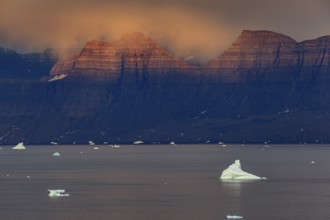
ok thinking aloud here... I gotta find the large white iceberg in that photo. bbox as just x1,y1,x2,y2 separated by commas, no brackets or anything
48,189,69,197
220,160,266,180
12,142,26,150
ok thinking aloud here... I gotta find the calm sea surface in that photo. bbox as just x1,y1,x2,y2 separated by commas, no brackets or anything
1,144,330,220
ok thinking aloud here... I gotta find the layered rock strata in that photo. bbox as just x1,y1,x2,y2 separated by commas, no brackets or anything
50,32,200,84
205,30,330,83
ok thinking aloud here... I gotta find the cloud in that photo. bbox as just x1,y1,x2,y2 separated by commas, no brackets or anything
0,0,329,64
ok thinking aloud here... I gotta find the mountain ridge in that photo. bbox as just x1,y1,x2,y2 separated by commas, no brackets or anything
0,30,330,144
48,30,330,85
50,32,200,84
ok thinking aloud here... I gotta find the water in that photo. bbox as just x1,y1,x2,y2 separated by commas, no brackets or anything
1,145,330,220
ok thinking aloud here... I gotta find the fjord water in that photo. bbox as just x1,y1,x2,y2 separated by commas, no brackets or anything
1,145,330,220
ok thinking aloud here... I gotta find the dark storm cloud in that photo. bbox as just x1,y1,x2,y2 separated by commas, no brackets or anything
0,0,329,63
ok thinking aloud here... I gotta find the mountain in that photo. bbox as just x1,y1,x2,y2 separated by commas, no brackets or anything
205,30,330,83
0,30,330,145
0,47,80,80
203,30,330,116
50,32,200,84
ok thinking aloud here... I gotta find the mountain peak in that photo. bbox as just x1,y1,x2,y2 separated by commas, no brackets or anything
50,31,199,80
238,30,296,43
84,39,109,48
117,32,155,47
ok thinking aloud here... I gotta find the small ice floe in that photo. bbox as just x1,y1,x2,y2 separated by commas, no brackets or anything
52,152,61,157
220,160,266,180
133,140,144,145
88,141,95,145
48,189,69,197
169,141,176,145
50,142,58,145
227,215,243,219
279,109,290,114
200,110,207,114
12,142,26,150
310,161,315,164
93,146,99,150
218,141,227,147
48,74,68,82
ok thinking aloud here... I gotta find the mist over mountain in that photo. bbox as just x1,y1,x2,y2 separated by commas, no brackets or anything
0,30,329,145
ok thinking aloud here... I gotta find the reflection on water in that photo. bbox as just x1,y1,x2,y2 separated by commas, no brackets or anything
0,145,330,220
221,180,243,196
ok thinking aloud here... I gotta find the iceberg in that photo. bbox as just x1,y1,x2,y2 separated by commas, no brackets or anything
88,141,95,145
48,189,69,197
93,146,99,150
111,145,120,148
170,141,175,145
227,215,243,219
52,152,61,156
12,142,26,150
220,160,265,180
50,141,58,145
133,140,144,145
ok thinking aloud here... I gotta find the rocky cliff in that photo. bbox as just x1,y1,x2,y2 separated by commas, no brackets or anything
50,32,200,84
1,30,330,145
205,30,330,83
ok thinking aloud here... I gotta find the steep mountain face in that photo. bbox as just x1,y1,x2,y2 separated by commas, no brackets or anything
1,30,330,144
50,32,200,84
205,30,330,83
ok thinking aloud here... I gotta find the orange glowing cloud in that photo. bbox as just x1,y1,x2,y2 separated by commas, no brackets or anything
1,0,330,64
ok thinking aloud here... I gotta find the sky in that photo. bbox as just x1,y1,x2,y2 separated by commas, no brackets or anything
1,0,330,63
